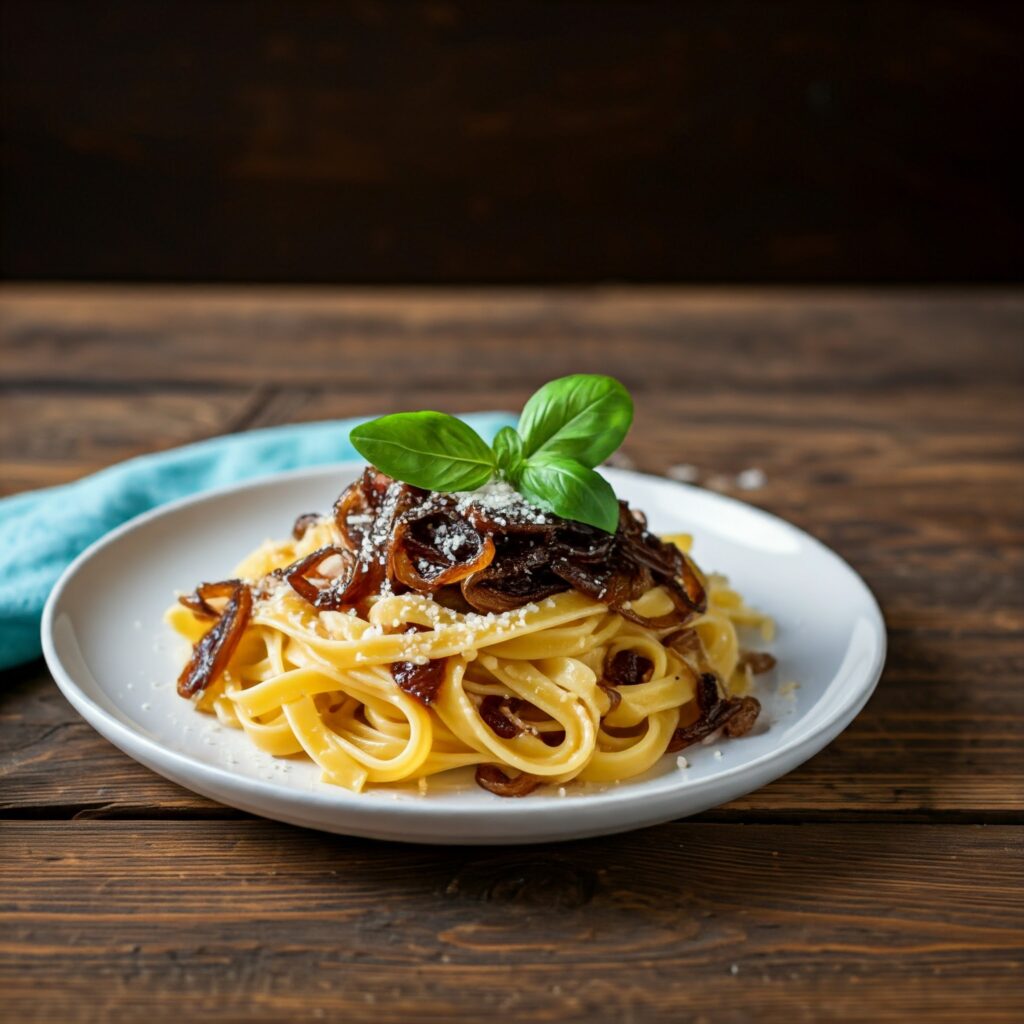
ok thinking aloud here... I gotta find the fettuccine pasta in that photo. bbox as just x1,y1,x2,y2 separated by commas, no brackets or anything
168,470,773,796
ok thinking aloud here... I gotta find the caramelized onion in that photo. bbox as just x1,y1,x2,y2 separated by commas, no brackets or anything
461,565,567,613
431,585,476,614
177,582,252,697
723,696,761,737
478,695,564,739
291,512,320,541
178,579,244,620
666,672,761,752
674,554,706,611
479,695,523,739
333,467,392,550
391,657,448,705
474,764,543,797
286,471,709,633
739,651,777,675
280,544,379,610
390,511,496,591
604,650,654,686
662,627,700,655
552,557,650,614
614,502,706,619
461,528,568,611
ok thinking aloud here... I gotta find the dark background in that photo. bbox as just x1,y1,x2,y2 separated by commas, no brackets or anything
1,0,1021,284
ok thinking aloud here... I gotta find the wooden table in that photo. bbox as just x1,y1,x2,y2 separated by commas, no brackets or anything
2,287,1022,1022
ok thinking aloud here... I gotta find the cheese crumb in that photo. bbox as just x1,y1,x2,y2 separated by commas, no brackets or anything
667,463,700,484
450,479,550,525
736,467,766,490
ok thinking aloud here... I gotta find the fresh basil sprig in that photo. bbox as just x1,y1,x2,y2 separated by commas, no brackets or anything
518,454,620,533
349,411,496,492
518,373,633,467
491,425,525,479
348,374,632,533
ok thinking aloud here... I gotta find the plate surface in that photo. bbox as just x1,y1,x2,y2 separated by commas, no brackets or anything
42,464,885,844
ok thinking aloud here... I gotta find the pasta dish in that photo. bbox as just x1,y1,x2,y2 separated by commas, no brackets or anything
167,469,773,797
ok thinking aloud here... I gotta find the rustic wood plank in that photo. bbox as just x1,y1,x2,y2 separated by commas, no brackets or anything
0,387,262,496
1,821,1021,1023
2,286,1022,388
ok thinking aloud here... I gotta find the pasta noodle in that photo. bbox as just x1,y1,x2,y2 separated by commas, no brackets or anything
167,472,773,795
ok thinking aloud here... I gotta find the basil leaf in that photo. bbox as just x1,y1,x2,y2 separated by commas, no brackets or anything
519,455,620,533
518,374,633,468
492,426,525,481
350,412,495,492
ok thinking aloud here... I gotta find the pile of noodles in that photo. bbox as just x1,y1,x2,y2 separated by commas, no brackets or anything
176,469,762,793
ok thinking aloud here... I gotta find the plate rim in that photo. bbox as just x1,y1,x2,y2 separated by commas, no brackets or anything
41,461,887,835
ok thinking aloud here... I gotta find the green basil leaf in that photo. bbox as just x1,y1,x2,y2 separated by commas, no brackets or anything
350,412,495,491
517,374,633,468
518,455,620,533
492,426,525,481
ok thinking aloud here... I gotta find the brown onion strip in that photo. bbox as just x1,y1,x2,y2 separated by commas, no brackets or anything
461,569,567,613
604,650,654,686
281,545,355,606
389,518,496,591
333,467,392,550
177,581,252,697
291,512,320,541
178,579,244,620
478,695,523,738
391,657,448,706
474,764,543,798
666,672,761,752
739,651,777,675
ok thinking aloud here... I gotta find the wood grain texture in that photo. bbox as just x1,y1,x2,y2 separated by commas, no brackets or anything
1,821,1022,1023
1,286,1022,1020
3,287,1022,389
2,2,1022,283
0,387,262,496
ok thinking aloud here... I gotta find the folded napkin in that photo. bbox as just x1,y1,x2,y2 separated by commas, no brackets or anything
0,413,515,670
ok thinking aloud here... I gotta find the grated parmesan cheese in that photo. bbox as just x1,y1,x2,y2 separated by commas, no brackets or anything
450,479,550,525
736,467,766,490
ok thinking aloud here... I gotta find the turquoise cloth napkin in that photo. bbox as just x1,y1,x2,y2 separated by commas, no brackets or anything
0,413,515,670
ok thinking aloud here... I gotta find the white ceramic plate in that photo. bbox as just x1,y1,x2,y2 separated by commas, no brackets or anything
42,464,885,845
